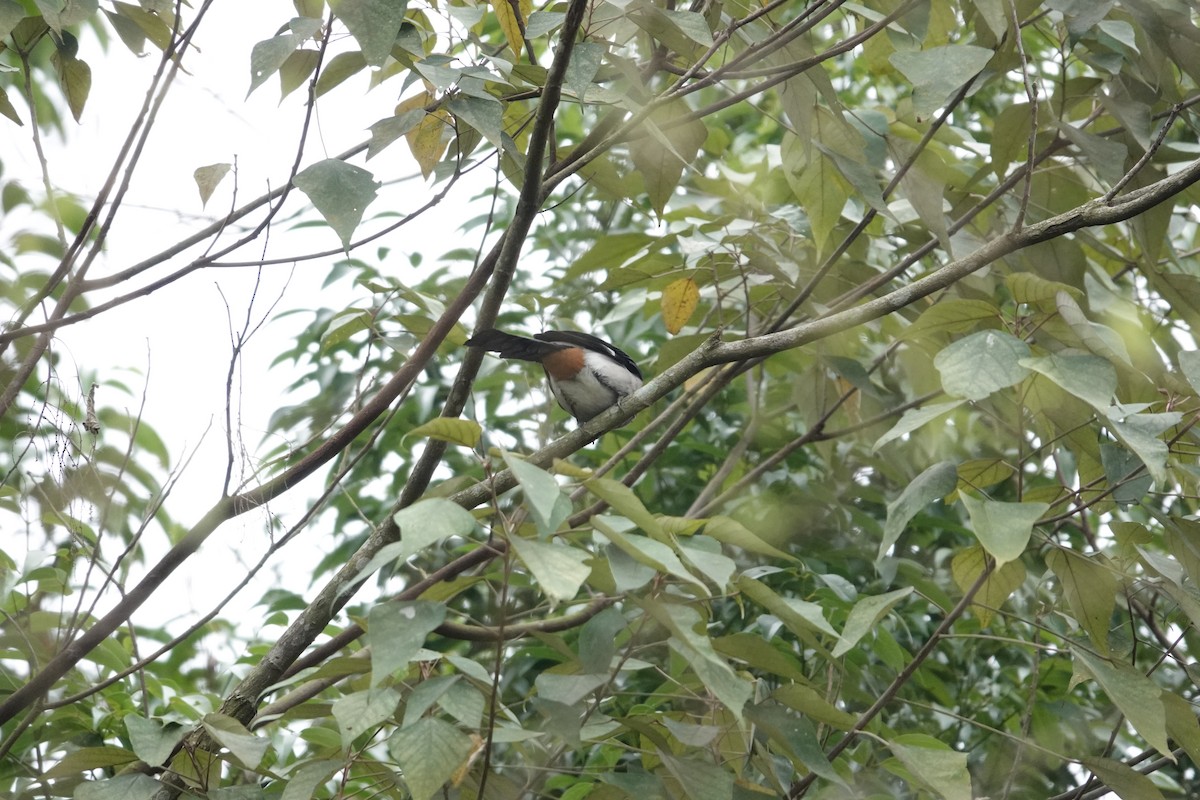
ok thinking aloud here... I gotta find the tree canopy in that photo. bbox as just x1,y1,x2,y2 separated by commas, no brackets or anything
4,0,1200,798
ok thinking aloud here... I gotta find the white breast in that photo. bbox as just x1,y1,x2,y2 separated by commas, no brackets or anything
548,350,643,422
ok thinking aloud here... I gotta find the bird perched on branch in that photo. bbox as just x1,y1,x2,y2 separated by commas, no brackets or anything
465,328,643,423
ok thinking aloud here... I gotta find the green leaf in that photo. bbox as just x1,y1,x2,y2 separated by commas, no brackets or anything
1074,649,1173,761
126,715,184,766
580,607,627,674
447,96,503,149
784,136,850,256
822,144,890,217
566,232,657,279
746,703,849,788
879,461,957,560
959,494,1046,566
595,520,705,594
890,45,994,117
505,452,569,536
42,746,137,779
628,4,710,55
313,50,367,97
1179,350,1200,395
630,100,707,215
536,672,607,706
1058,123,1129,186
1163,690,1200,770
392,498,478,560
1056,291,1131,366
402,675,459,726
586,478,666,540
1106,409,1179,484
293,159,380,249
1078,757,1164,800
0,86,22,126
898,299,1000,341
702,516,796,561
1006,272,1083,308
525,10,564,38
408,417,481,448
52,52,91,122
331,0,409,66
1045,548,1117,655
278,48,320,99
202,713,269,768
642,599,752,719
281,760,342,800
333,687,400,745
660,754,733,800
0,0,25,41
115,1,172,50
602,540,655,591
735,574,837,640
933,330,1031,401
831,587,913,658
972,0,1006,38
105,3,169,53
34,0,97,33
249,31,304,96
1157,515,1200,589
366,109,425,159
319,309,372,353
368,600,446,684
193,163,231,208
1021,353,1116,411
388,718,475,800
508,537,591,603
440,682,485,728
677,538,735,590
564,40,604,100
772,683,858,730
75,774,160,800
445,653,493,684
874,400,966,451
658,8,713,45
1100,442,1153,505
597,771,664,796
595,520,707,592
887,734,973,800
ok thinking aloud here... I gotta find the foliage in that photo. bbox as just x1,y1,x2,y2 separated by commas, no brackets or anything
3,0,1200,799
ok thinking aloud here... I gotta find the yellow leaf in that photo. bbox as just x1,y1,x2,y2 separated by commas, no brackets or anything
1045,547,1118,655
661,277,699,334
397,92,451,179
955,458,1014,492
491,0,527,56
394,93,428,118
451,733,485,786
194,163,232,208
950,545,1026,627
407,418,482,448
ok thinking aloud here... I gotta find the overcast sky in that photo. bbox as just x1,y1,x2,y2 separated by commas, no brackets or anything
10,3,492,634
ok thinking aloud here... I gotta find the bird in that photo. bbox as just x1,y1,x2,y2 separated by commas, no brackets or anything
465,328,643,423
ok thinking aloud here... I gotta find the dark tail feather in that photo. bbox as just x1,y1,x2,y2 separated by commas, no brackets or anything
465,329,560,362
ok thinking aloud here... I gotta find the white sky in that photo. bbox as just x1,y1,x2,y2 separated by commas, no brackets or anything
8,2,494,635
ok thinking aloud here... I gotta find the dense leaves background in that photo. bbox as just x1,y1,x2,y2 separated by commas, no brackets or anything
4,0,1200,798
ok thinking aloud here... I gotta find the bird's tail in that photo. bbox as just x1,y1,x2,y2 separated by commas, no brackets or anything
464,329,560,362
